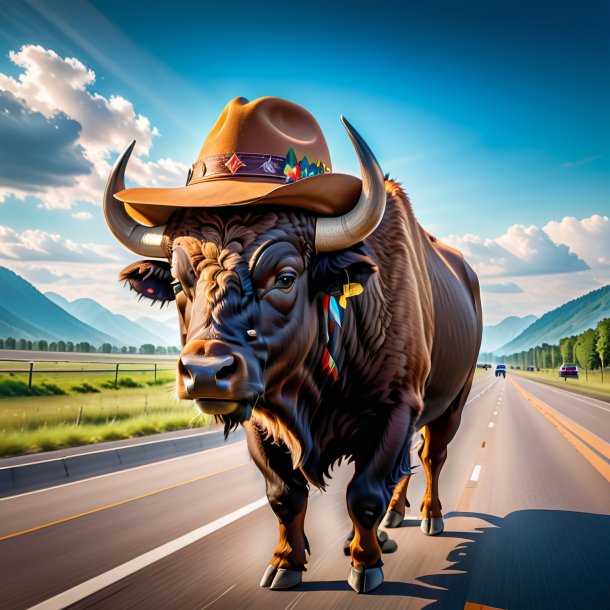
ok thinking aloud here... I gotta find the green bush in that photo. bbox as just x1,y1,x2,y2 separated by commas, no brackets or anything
71,382,101,394
100,377,144,389
0,379,67,397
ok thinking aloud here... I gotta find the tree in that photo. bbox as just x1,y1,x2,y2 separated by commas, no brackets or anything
66,341,74,352
139,343,155,355
121,346,127,354
19,338,27,350
560,336,577,364
38,340,48,351
596,318,610,383
101,343,112,354
155,345,167,355
49,342,58,352
58,340,66,352
574,329,597,380
128,346,137,354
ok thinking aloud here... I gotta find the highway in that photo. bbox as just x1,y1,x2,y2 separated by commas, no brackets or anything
1,374,609,610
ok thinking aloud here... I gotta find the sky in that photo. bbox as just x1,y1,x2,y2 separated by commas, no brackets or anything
0,0,608,325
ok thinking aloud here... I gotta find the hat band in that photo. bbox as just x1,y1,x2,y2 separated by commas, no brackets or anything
187,149,330,186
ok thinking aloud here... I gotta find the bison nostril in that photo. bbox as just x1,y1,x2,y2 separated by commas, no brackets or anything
215,357,238,381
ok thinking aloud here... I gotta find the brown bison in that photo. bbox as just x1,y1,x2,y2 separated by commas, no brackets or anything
104,97,482,593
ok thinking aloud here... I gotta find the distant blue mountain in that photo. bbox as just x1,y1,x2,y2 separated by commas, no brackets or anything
0,266,119,344
46,292,177,347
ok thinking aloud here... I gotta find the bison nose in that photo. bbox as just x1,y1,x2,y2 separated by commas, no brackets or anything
178,341,251,400
180,354,238,396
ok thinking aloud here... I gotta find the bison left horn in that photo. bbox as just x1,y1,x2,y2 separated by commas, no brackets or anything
103,141,166,258
315,117,386,251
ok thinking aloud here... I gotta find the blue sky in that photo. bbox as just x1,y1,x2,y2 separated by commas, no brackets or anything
0,0,608,323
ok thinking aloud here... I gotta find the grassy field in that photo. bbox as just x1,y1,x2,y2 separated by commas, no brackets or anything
0,362,213,457
510,368,610,402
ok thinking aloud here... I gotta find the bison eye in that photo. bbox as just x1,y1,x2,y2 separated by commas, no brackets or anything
273,271,297,292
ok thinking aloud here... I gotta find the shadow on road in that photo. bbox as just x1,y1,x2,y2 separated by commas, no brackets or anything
409,510,610,609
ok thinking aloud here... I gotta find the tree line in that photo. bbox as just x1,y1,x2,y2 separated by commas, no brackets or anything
0,338,180,355
496,317,610,381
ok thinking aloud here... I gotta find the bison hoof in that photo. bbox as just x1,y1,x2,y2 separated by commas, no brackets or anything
260,565,303,589
382,510,404,528
270,568,302,590
421,517,444,536
260,564,277,587
348,562,384,594
377,529,398,553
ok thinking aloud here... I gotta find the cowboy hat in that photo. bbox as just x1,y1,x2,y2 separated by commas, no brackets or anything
104,96,387,256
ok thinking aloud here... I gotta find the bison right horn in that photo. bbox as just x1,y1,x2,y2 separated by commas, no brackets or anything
314,117,386,252
103,141,166,258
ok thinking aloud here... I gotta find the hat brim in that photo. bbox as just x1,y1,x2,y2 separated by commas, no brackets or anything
115,173,362,226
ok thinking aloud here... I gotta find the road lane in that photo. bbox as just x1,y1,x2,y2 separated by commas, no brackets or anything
511,374,610,443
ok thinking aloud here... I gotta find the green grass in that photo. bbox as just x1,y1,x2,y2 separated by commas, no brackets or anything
511,368,610,402
0,363,214,456
0,411,212,457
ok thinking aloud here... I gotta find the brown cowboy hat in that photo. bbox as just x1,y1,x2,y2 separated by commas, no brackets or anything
104,96,387,257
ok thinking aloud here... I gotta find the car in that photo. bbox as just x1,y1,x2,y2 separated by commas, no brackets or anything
559,363,579,380
495,364,507,378
477,363,492,370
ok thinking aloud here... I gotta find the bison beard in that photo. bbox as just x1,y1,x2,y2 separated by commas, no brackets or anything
119,182,482,593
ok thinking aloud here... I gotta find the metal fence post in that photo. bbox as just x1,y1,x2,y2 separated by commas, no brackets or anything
154,363,157,385
28,361,33,389
114,363,119,389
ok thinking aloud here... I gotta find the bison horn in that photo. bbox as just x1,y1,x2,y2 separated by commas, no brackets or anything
315,117,386,251
103,141,166,258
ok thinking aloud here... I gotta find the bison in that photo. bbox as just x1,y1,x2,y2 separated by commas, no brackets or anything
104,97,482,593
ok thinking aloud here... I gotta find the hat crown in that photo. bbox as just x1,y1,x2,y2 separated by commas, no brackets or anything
199,97,332,170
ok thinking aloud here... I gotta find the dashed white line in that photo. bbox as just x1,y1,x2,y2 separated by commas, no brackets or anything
470,465,482,481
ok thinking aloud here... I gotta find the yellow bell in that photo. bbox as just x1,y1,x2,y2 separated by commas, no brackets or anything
338,282,363,308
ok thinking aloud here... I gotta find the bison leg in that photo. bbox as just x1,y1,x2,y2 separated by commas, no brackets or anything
382,474,412,528
244,421,309,590
420,378,473,536
346,470,388,593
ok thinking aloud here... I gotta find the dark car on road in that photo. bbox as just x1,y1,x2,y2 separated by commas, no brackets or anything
559,363,579,380
495,364,507,378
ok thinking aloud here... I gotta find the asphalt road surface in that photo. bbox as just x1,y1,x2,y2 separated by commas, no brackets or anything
1,374,609,610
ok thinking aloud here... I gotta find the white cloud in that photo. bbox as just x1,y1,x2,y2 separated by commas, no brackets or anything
0,225,122,262
481,282,523,294
544,215,610,267
443,224,589,278
0,45,188,209
71,211,93,220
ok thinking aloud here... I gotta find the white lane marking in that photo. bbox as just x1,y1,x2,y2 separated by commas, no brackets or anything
465,380,497,406
470,465,482,481
519,376,610,412
1,440,247,502
200,584,237,609
28,497,268,610
494,411,498,415
488,422,495,428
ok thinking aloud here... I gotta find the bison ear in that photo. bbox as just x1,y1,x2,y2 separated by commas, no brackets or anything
309,243,378,296
119,260,175,306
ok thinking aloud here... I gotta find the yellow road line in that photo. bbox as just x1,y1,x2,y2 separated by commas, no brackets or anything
0,462,248,542
511,379,610,483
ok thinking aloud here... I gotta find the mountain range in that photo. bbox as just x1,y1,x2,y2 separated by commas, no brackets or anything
0,266,179,347
480,315,537,353
45,292,179,348
495,284,610,355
